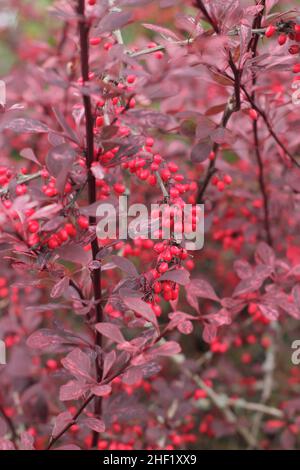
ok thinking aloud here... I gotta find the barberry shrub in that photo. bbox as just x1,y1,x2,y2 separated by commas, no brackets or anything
1,0,300,451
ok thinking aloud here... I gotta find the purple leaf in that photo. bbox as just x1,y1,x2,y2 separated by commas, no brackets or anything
90,384,112,397
52,412,72,437
255,242,275,267
152,341,181,357
19,432,35,450
51,277,70,299
142,23,181,40
233,277,264,297
95,322,125,344
234,259,253,279
159,268,190,286
122,296,158,327
110,255,139,277
20,148,41,165
103,350,117,379
81,417,105,433
61,348,93,381
4,118,50,133
96,11,132,34
257,303,279,321
59,380,89,401
26,329,65,351
187,278,219,301
191,140,213,163
203,324,217,343
46,144,75,193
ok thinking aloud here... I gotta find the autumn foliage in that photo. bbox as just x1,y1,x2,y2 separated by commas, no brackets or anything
1,0,300,451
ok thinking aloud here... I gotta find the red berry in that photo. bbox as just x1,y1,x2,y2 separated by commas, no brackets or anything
170,188,179,198
28,220,39,233
223,174,232,185
289,44,300,54
158,262,168,273
249,108,258,120
293,63,300,73
127,74,136,84
65,223,77,237
294,24,300,34
96,116,104,127
77,215,89,230
146,137,154,147
278,33,287,46
90,37,101,46
48,237,59,250
217,181,225,192
113,183,126,195
265,24,276,38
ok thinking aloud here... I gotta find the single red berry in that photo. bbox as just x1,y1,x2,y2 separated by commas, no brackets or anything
90,37,101,46
28,220,39,233
48,237,59,250
217,181,225,192
96,116,104,127
77,215,89,230
278,33,287,46
293,63,300,73
158,262,168,273
146,137,154,147
113,183,126,195
294,24,300,34
249,108,258,120
127,74,136,84
289,44,300,54
265,24,276,38
223,174,232,185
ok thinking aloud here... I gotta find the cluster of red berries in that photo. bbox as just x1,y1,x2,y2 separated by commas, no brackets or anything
211,173,232,192
24,213,89,250
265,21,300,75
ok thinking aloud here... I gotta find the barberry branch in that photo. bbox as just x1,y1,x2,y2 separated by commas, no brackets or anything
77,0,103,448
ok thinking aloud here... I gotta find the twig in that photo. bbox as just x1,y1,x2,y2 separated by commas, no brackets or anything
251,334,277,446
77,0,103,448
253,119,273,246
242,86,300,169
0,171,41,197
183,368,257,447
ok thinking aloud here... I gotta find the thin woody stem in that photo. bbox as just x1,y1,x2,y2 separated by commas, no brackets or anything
77,0,103,448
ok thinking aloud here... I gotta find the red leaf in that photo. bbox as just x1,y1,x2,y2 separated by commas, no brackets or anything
187,278,219,301
142,23,181,40
52,412,72,437
26,329,65,351
191,140,213,163
4,118,50,133
95,322,125,344
122,296,158,327
96,11,132,34
202,324,217,343
110,255,139,277
61,348,93,381
51,277,69,299
91,384,112,397
152,341,181,357
159,268,190,286
59,380,89,401
81,417,105,433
